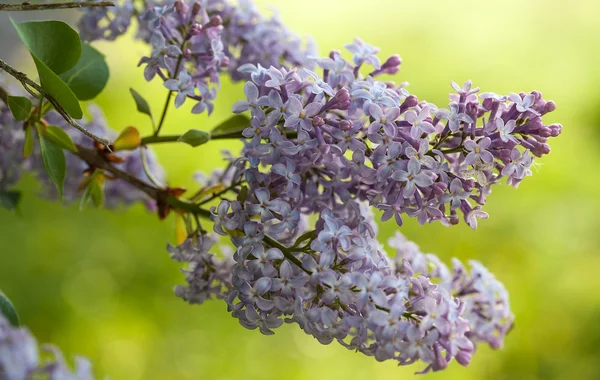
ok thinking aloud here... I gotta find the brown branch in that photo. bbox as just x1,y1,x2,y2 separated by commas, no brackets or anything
0,1,114,11
0,58,112,147
73,144,211,218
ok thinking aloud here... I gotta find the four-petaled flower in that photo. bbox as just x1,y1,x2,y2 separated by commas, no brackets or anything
495,119,519,144
164,72,196,108
436,103,473,132
392,159,434,198
302,69,335,96
247,188,289,222
405,139,436,168
368,104,400,137
344,38,381,69
232,82,268,113
464,137,494,165
405,106,436,139
440,178,470,209
502,148,532,180
509,93,537,114
317,56,354,88
242,116,270,145
398,325,439,363
283,98,322,130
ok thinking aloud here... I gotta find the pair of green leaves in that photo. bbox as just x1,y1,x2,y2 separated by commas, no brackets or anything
11,19,109,119
6,19,108,200
79,170,104,210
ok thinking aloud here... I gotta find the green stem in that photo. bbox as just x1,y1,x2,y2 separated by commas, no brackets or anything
154,90,173,136
154,51,185,136
35,96,44,122
140,147,164,188
263,235,310,274
195,181,243,204
141,134,181,145
141,129,297,146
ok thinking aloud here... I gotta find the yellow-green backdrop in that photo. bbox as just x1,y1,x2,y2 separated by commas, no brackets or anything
1,0,599,379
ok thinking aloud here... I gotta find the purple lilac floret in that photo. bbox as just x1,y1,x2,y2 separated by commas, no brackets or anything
78,0,316,114
230,42,562,228
0,314,98,379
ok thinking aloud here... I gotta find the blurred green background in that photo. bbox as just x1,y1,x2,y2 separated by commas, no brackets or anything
1,0,599,379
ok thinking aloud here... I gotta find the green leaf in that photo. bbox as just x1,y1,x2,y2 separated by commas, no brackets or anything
60,43,109,101
32,55,83,119
178,129,210,147
90,178,104,208
79,171,104,210
11,19,81,74
0,191,22,212
292,229,317,248
0,292,19,326
37,128,66,199
11,19,83,119
44,125,76,152
209,114,250,139
129,88,153,122
79,183,92,210
7,96,32,121
23,125,34,158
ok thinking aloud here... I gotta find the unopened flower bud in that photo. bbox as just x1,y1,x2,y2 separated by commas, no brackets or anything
208,15,222,27
191,1,201,18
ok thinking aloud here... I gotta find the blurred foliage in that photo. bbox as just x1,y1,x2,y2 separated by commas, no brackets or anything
1,0,599,379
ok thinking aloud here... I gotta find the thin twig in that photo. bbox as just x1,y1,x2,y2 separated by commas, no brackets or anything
0,1,114,11
73,143,211,218
0,59,112,147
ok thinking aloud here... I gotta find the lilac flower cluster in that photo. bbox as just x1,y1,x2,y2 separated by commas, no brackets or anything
166,38,561,373
78,0,316,114
170,193,512,372
388,233,514,351
232,40,562,228
0,314,98,379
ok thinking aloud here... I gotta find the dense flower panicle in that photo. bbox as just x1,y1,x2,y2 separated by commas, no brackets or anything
0,314,97,379
167,38,560,372
78,0,316,114
227,41,561,229
171,190,513,372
